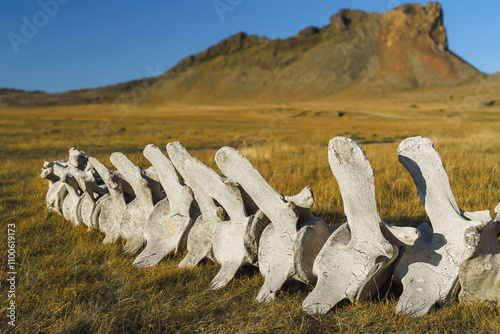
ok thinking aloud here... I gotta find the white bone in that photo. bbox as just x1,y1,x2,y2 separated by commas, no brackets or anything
41,164,60,184
380,222,421,247
302,137,419,314
90,192,110,231
54,163,82,225
44,159,67,169
67,164,107,229
458,205,500,304
393,136,491,316
110,152,157,255
143,166,167,205
167,142,220,269
133,144,197,268
68,147,88,170
41,165,68,214
183,151,269,289
88,157,127,243
42,146,86,214
216,146,332,302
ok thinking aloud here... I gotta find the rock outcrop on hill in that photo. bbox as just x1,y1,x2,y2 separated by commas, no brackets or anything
1,2,487,107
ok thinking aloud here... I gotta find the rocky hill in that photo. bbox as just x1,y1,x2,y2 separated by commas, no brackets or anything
1,2,488,107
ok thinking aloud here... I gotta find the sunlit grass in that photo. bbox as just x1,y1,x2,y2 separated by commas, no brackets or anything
1,98,499,333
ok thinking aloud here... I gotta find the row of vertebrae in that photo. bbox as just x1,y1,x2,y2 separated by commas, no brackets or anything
41,136,500,316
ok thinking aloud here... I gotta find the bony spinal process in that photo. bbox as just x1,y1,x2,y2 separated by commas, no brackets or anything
41,136,500,316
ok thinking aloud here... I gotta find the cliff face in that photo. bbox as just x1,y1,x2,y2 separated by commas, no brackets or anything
150,2,480,103
1,2,484,107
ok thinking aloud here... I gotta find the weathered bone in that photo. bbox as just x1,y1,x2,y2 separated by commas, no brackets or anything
167,142,220,269
43,159,67,169
53,163,82,224
68,147,88,170
458,202,500,304
133,144,198,268
393,136,492,316
41,165,68,214
41,147,87,213
165,142,269,288
110,152,158,255
143,166,166,205
184,151,269,289
88,157,128,243
67,164,108,229
215,146,332,302
302,137,420,314
41,165,60,184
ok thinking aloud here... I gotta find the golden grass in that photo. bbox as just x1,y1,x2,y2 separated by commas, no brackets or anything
1,94,499,333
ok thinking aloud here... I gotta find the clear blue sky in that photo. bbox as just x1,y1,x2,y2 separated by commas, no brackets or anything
1,0,498,93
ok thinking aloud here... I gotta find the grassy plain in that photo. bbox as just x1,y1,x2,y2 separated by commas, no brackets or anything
1,92,500,333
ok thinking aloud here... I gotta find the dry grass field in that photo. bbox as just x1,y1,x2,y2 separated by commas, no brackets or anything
1,91,500,333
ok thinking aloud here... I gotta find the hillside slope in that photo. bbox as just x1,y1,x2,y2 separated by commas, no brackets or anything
152,2,481,104
0,2,485,107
